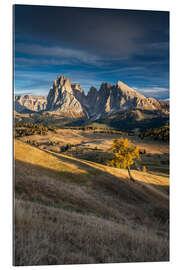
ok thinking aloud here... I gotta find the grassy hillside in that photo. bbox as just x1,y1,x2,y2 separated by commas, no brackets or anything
14,139,169,265
17,126,169,177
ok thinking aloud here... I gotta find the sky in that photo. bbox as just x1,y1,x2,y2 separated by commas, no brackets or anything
14,5,169,100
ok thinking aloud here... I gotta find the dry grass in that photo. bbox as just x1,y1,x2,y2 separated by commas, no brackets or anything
18,128,169,177
19,128,169,153
14,139,169,265
15,200,169,266
19,128,88,146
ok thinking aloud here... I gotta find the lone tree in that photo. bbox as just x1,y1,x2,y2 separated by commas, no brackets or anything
108,137,140,182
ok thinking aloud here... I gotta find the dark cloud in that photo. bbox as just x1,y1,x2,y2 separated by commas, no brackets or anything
15,44,102,66
14,5,169,99
14,5,169,57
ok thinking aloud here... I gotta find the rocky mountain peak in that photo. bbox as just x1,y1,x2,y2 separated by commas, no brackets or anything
100,82,111,92
71,83,84,93
15,75,165,119
55,75,68,85
116,80,138,94
46,75,86,117
117,80,126,88
14,94,47,113
88,86,98,96
116,80,147,104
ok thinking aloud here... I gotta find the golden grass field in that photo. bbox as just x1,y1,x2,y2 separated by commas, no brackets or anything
19,128,169,176
19,128,169,153
14,130,169,265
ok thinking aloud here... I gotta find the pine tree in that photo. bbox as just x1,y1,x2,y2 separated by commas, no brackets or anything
108,137,140,182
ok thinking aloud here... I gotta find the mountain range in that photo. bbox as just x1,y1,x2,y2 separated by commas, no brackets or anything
14,75,169,121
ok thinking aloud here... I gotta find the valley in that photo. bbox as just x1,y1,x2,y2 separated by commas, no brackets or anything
17,127,169,177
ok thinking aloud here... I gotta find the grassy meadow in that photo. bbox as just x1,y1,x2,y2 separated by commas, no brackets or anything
14,126,169,265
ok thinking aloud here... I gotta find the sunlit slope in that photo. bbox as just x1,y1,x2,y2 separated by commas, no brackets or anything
15,139,169,185
15,139,169,208
15,139,87,178
14,139,169,265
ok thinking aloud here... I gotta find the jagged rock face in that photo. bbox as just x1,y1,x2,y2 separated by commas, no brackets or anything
108,81,161,112
46,75,86,117
85,80,161,120
86,83,112,119
14,95,47,113
16,75,163,119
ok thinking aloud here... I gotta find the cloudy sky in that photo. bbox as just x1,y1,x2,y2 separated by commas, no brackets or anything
14,5,169,100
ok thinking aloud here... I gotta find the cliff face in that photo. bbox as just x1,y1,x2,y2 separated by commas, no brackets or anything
46,75,86,117
46,75,162,119
85,80,161,120
14,95,47,113
15,75,163,119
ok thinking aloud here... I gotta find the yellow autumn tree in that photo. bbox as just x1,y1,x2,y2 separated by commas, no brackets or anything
108,137,140,182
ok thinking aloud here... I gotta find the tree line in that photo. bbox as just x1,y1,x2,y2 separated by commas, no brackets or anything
139,126,169,142
14,122,56,138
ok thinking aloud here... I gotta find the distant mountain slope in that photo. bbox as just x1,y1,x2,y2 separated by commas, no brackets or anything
15,95,47,113
14,139,169,265
93,109,169,132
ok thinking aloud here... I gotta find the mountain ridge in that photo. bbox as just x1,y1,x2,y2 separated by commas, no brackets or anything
14,75,168,120
14,94,47,113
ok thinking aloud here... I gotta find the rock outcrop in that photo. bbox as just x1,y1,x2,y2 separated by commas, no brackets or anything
85,80,161,120
46,75,86,117
14,95,47,113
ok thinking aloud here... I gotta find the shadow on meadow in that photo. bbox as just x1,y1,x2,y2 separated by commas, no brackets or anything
14,154,169,266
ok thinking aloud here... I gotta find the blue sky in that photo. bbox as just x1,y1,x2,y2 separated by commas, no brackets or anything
14,5,169,100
